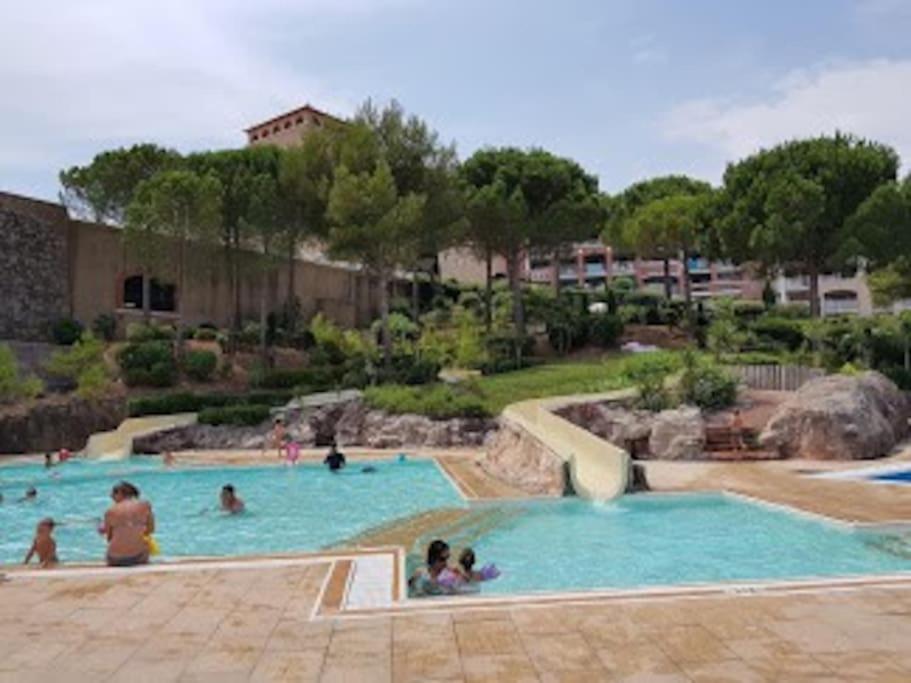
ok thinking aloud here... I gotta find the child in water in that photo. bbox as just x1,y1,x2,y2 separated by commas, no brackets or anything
24,518,58,568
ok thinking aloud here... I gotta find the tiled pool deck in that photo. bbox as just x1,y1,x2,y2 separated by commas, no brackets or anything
2,448,911,681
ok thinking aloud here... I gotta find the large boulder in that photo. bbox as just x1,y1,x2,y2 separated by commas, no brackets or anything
759,371,910,460
479,422,566,496
556,402,653,445
647,407,706,460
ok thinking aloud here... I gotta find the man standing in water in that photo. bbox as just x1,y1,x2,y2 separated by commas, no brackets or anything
323,442,346,472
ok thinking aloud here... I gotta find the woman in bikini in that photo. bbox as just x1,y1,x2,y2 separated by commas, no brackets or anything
101,481,155,567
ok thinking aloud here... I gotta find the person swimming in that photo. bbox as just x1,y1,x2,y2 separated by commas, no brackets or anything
220,485,245,514
20,486,37,502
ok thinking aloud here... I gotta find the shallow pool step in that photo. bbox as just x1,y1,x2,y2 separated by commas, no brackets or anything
337,507,473,551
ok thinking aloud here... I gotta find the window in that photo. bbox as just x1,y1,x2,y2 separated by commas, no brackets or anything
261,129,269,138
284,120,292,129
122,275,176,312
273,125,280,133
251,133,258,141
296,116,304,124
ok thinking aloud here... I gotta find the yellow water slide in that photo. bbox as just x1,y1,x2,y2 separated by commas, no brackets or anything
82,413,198,460
501,390,634,501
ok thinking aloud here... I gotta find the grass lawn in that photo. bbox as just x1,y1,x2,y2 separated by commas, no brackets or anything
364,351,681,418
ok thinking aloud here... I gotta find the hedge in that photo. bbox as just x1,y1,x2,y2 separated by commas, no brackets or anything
128,390,293,417
198,404,272,426
364,384,490,419
183,349,217,382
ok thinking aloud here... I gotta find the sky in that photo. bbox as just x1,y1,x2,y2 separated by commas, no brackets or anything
3,0,911,202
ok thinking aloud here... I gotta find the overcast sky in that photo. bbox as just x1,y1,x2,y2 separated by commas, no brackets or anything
2,0,911,201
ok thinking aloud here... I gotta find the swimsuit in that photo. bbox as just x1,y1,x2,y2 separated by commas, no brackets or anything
106,552,148,567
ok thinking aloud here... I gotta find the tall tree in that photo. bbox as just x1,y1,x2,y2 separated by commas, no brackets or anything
186,147,281,334
60,144,180,223
462,179,528,331
461,147,601,336
125,170,222,347
842,176,911,306
278,127,338,323
326,123,426,365
356,100,464,316
715,133,898,317
241,173,284,361
605,175,711,300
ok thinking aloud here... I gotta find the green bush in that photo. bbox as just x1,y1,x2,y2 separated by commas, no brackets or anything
771,303,811,319
625,353,675,412
0,344,43,403
376,356,441,386
882,366,911,390
51,318,84,346
718,351,783,366
126,323,175,342
732,301,766,319
118,340,176,387
92,313,117,341
128,390,293,417
589,314,624,348
678,353,738,411
183,350,217,382
364,384,490,419
750,317,805,351
256,366,340,391
198,404,271,426
193,327,218,341
46,332,110,398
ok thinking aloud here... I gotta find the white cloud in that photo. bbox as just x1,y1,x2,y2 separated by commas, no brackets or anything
662,59,911,176
0,1,417,195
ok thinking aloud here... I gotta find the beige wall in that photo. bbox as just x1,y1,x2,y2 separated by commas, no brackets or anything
66,220,380,331
438,247,508,285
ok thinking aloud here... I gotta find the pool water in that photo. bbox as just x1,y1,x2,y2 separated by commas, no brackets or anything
434,495,911,595
0,458,464,565
872,468,911,484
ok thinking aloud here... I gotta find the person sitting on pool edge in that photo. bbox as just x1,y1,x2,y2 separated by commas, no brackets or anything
324,442,346,472
408,539,451,597
220,485,245,514
102,481,155,567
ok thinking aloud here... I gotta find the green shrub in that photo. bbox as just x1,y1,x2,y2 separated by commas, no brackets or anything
127,390,293,417
364,384,490,419
46,332,110,397
0,344,43,403
183,350,217,382
256,366,340,391
198,404,271,426
126,323,175,342
882,366,911,390
118,340,176,387
750,317,805,351
92,313,117,341
771,303,811,319
732,301,766,319
51,318,84,346
589,314,624,348
376,356,441,386
678,353,738,411
624,353,677,412
718,351,783,366
193,327,218,341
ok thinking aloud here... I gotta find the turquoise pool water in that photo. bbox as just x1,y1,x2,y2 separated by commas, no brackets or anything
0,458,464,565
432,495,911,595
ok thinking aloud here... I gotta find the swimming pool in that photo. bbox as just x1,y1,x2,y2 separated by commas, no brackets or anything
0,458,464,565
416,494,911,596
871,468,911,484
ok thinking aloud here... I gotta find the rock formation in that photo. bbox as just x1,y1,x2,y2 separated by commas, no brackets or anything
647,406,706,460
479,422,566,496
759,371,910,460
